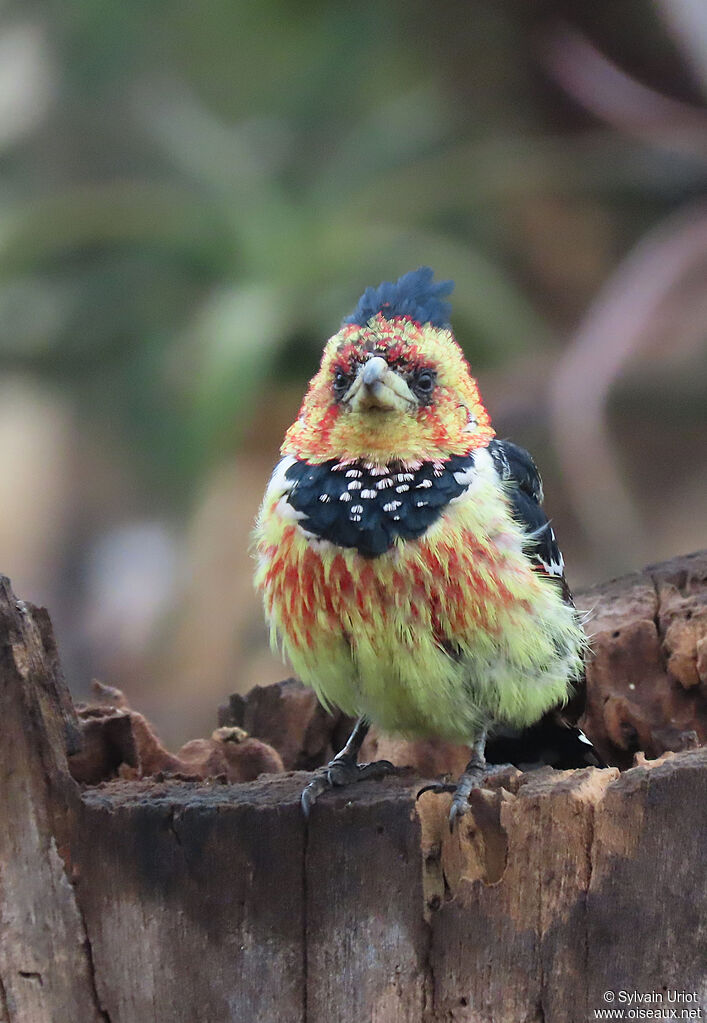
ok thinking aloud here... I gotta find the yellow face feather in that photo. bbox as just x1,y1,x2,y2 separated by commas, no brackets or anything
281,314,494,465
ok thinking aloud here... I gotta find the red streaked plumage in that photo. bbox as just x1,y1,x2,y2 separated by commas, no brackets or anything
254,274,590,767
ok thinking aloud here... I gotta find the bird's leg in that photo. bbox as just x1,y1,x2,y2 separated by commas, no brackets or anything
446,733,490,826
417,730,513,829
300,717,395,817
448,731,517,828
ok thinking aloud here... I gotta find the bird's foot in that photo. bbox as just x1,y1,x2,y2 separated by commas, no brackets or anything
300,755,395,817
448,761,514,830
417,762,514,831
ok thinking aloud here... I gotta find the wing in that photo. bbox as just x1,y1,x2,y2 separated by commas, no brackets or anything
488,439,572,605
487,439,600,747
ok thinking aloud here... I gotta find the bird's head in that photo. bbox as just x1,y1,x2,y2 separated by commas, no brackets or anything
282,267,494,464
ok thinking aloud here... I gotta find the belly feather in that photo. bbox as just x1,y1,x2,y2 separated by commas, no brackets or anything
256,513,585,741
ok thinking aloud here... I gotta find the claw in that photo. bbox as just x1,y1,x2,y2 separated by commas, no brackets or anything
447,761,515,830
416,781,456,800
300,758,396,816
415,780,472,828
356,759,394,781
448,796,471,832
301,774,331,818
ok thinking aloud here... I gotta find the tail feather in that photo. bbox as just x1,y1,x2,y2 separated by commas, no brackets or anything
486,710,604,770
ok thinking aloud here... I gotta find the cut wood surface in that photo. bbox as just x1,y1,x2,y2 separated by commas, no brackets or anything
1,555,706,1023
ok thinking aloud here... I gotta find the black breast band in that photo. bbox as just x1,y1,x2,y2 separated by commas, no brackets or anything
285,454,475,557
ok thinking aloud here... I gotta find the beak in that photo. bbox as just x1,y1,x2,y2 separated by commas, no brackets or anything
361,356,388,387
344,356,416,413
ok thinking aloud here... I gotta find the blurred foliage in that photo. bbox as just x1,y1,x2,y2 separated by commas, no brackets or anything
0,0,705,740
0,0,704,503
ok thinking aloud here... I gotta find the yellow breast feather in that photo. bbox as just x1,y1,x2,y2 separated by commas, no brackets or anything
254,447,585,743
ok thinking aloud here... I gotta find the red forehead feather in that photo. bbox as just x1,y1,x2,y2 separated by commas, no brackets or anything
333,316,438,371
282,313,493,463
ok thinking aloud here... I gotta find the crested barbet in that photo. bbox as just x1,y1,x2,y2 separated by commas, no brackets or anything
254,268,601,824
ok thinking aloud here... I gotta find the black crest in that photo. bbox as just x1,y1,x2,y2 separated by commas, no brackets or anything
342,267,454,329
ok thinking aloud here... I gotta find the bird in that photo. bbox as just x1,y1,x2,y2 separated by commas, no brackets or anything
254,267,602,825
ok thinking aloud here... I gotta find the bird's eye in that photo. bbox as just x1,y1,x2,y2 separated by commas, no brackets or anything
333,368,351,398
412,369,436,401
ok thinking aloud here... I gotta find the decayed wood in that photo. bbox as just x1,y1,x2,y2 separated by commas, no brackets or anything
0,578,106,1023
419,754,707,1021
580,549,707,767
71,681,284,785
71,754,707,1023
304,778,430,1022
1,559,707,1023
75,775,306,1023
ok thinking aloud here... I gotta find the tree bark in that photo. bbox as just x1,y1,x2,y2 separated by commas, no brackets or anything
1,559,706,1023
579,548,707,767
0,579,106,1022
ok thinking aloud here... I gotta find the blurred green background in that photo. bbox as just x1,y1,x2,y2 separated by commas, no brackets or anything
1,0,705,744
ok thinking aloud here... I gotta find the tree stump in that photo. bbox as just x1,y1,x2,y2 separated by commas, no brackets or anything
1,559,706,1023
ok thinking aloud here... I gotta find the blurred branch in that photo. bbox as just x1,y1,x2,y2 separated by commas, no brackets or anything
656,0,707,96
542,23,707,160
549,203,707,572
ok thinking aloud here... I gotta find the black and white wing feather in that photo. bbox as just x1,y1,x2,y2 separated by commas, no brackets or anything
486,439,603,767
488,439,571,604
